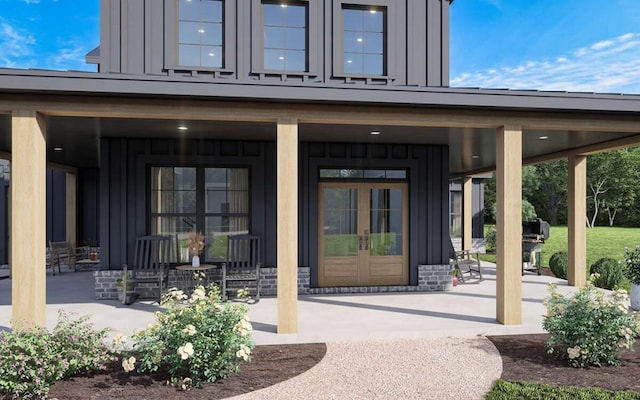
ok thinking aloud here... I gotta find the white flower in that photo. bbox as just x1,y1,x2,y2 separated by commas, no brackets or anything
122,356,136,372
112,333,127,346
235,317,253,336
235,344,251,361
182,324,197,336
178,342,195,360
567,346,581,359
190,287,206,302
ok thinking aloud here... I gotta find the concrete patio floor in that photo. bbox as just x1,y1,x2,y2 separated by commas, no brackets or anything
0,262,578,344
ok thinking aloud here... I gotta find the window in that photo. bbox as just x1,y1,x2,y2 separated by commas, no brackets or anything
263,2,307,71
449,191,462,238
178,0,224,68
150,166,249,263
343,7,385,75
319,169,406,179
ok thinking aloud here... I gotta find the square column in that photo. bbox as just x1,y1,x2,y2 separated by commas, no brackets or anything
11,110,47,327
496,125,522,325
276,117,298,334
462,176,473,251
568,154,587,287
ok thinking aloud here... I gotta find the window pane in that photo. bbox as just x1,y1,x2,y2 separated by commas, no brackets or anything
385,170,407,179
201,0,223,23
264,4,285,26
364,32,383,54
201,46,222,67
344,53,362,74
179,45,200,66
286,27,306,50
265,49,285,70
344,31,363,53
201,22,222,45
150,216,197,263
175,167,196,190
287,5,306,28
179,0,200,21
364,10,383,31
179,21,201,44
264,26,285,49
285,50,306,71
363,170,385,179
205,216,249,262
363,54,383,75
323,188,358,257
343,9,362,30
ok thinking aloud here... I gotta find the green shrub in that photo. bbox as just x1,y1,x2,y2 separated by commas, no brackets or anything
590,258,625,290
549,251,568,279
485,228,496,253
129,283,255,389
543,279,639,368
0,310,112,399
487,380,640,400
624,245,640,285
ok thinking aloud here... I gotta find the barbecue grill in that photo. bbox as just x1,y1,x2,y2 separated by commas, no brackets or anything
522,218,550,275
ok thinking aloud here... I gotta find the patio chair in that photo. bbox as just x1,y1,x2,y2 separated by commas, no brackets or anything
121,235,171,304
222,234,261,301
49,241,77,274
449,238,482,283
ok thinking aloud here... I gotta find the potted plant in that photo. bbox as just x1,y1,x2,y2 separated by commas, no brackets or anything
451,268,459,287
624,245,640,310
188,232,205,267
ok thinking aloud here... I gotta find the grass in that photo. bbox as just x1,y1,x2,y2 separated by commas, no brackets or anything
486,380,640,400
481,225,640,267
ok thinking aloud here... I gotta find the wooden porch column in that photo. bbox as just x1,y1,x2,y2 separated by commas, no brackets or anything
11,110,47,327
66,172,77,247
496,125,522,325
462,176,473,251
568,154,587,287
276,116,298,334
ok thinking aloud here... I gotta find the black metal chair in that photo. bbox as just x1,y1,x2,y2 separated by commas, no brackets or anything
222,234,261,301
449,238,482,283
121,235,171,304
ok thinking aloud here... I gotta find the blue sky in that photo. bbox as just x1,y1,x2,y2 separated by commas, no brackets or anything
1,0,639,93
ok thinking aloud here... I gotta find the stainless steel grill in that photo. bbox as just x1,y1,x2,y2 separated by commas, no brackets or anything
522,218,550,275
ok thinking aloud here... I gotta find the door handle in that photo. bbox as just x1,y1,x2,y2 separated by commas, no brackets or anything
364,230,369,250
358,236,363,250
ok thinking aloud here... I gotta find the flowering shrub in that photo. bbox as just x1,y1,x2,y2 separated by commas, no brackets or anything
624,245,640,285
129,283,254,388
543,277,639,367
0,310,112,399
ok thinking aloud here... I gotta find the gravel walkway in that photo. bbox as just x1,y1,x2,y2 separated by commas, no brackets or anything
231,336,502,400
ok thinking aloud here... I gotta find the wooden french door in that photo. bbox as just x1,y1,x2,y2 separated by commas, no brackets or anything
318,182,408,287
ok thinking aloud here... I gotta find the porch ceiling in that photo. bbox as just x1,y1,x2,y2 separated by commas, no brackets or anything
0,114,638,174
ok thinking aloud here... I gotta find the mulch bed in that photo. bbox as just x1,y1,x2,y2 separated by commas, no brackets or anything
46,343,326,400
487,334,640,393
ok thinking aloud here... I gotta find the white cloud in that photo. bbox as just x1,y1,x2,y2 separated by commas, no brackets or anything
451,32,640,94
0,22,37,68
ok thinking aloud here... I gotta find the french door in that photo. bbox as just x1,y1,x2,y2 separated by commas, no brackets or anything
318,182,408,287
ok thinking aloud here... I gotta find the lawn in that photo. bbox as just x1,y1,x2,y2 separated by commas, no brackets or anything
481,225,640,268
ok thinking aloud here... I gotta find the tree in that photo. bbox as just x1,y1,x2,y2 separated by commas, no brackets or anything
587,150,638,227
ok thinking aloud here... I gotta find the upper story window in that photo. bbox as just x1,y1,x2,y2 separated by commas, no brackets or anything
178,0,224,68
343,7,385,75
263,2,308,72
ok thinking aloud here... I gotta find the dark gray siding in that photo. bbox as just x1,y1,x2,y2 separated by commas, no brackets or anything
98,0,451,87
0,177,7,264
46,169,67,243
99,138,274,269
80,168,100,245
301,142,449,287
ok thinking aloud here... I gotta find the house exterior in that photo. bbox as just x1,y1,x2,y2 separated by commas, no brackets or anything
1,0,640,333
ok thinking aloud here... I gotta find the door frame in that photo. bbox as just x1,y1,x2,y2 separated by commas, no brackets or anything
318,181,408,287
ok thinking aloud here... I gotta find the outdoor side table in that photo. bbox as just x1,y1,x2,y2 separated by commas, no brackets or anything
176,264,218,293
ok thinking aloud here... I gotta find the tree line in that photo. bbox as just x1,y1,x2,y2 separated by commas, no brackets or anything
483,147,640,227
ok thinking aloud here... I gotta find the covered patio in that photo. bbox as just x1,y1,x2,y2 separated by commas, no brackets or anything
0,262,578,345
2,79,640,333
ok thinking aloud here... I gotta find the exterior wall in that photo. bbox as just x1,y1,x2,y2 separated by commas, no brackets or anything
0,174,6,264
46,169,67,243
301,142,450,287
449,178,485,239
97,0,451,87
79,168,100,245
100,138,450,289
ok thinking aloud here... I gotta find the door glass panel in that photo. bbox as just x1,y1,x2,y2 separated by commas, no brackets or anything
323,188,358,256
369,188,403,256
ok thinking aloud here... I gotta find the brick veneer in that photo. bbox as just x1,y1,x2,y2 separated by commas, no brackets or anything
94,265,451,299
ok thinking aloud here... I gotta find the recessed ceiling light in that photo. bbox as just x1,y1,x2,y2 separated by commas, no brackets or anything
472,155,480,159
177,126,189,131
539,136,549,140
369,10,377,14
279,56,285,60
370,131,381,135
347,59,353,64
53,147,63,151
356,38,363,42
